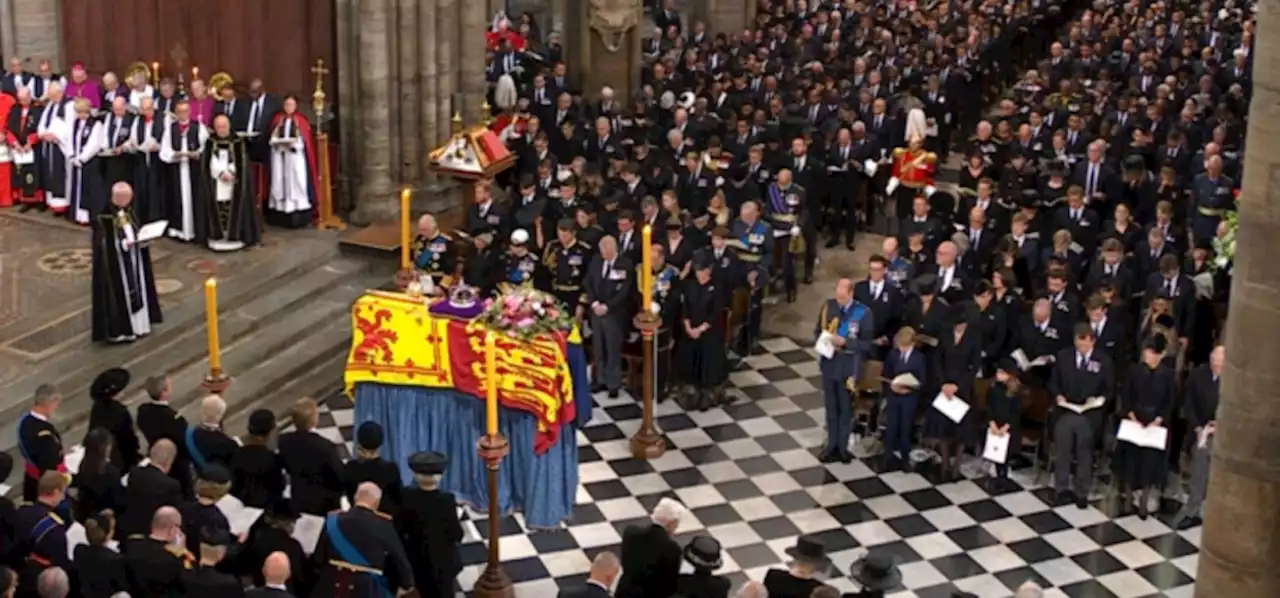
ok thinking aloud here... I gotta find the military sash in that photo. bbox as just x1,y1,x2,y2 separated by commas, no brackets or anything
324,513,391,597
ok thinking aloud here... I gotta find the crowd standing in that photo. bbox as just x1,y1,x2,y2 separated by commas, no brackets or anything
1,0,1258,593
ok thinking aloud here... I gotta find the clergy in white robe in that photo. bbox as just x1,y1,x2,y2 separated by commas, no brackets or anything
91,182,162,344
159,100,209,242
126,70,155,113
53,98,106,225
266,95,317,229
199,114,260,251
35,82,70,215
129,98,166,224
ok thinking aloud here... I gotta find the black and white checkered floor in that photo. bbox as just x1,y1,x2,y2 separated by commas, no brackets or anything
315,336,1201,598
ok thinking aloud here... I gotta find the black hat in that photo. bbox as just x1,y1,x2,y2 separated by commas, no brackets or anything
683,535,724,570
557,218,575,231
1045,160,1068,177
996,356,1024,378
199,526,233,547
247,409,276,436
910,273,939,296
693,254,716,271
1154,313,1177,330
90,367,131,399
1018,188,1040,208
783,535,830,565
1123,154,1146,172
357,421,384,451
1143,333,1169,355
408,451,448,476
200,463,232,485
1194,237,1214,252
850,552,903,591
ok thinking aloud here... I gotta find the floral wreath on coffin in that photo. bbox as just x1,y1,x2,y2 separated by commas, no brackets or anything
479,285,575,342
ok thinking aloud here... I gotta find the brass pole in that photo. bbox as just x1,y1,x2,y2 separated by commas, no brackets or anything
630,312,666,458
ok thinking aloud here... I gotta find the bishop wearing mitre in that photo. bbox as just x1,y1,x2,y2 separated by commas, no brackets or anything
266,94,317,229
199,114,259,251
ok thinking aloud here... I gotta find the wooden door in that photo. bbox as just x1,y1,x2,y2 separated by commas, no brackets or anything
60,0,335,104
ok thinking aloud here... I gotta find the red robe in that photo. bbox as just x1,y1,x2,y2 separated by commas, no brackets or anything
268,111,321,225
0,93,14,206
486,28,527,51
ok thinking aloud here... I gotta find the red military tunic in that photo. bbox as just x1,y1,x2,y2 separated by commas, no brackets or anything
890,147,937,190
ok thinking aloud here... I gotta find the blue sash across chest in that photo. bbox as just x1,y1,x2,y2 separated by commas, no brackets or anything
324,513,391,597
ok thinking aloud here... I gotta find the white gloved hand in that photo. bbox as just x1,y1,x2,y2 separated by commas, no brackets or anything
924,184,937,197
790,226,801,236
650,302,661,314
886,177,900,194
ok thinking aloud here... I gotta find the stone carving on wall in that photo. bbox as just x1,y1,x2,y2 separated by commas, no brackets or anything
588,0,640,52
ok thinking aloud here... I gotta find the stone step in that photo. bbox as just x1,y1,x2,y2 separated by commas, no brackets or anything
1,261,382,490
218,347,349,440
0,256,366,447
1,240,342,416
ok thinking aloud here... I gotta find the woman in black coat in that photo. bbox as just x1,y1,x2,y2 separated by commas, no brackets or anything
72,428,126,526
1118,335,1177,519
985,362,1024,492
674,536,732,598
927,308,982,483
84,368,142,473
73,510,128,598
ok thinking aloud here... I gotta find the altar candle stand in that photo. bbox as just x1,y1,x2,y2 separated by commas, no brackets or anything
311,58,345,231
202,278,230,393
474,333,514,598
150,62,159,86
631,225,666,459
395,188,415,289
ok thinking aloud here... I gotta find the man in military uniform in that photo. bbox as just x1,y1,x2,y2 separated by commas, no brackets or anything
1191,155,1235,244
885,135,937,222
542,219,591,321
729,201,772,355
764,169,808,302
179,527,241,598
411,213,456,294
396,452,463,598
312,483,414,598
497,229,543,293
815,279,875,464
639,242,681,398
18,385,66,503
13,472,72,593
125,506,193,598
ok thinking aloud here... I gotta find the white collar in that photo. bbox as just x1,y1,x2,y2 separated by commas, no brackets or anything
587,579,611,591
1094,316,1106,330
28,410,48,422
1078,350,1092,363
265,583,289,591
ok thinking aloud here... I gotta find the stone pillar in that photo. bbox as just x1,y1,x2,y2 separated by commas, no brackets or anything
397,0,420,184
335,0,361,212
352,0,397,224
12,0,59,67
0,0,17,62
436,0,459,142
707,0,755,35
459,0,489,123
548,0,566,35
418,0,439,190
1195,0,1280,594
577,0,643,101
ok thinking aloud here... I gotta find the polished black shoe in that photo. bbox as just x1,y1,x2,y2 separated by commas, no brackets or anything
1175,516,1203,530
607,389,620,399
803,275,814,285
786,291,797,303
1074,496,1089,509
1054,491,1075,507
845,242,856,251
818,451,838,464
825,239,839,249
590,383,606,393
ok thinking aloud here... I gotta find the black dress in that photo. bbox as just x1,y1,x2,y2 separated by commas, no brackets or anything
675,278,728,390
985,381,1022,469
927,328,981,440
73,463,126,522
1117,362,1176,489
74,543,129,598
230,443,288,509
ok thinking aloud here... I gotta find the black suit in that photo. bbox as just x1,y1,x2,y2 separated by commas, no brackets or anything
1143,273,1196,339
558,581,612,598
122,464,184,536
245,587,296,598
277,430,345,515
585,255,634,392
1048,348,1115,497
615,523,680,598
854,279,902,358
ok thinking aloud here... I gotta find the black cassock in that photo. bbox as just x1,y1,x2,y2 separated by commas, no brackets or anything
676,277,727,388
199,134,261,251
64,117,108,224
35,99,68,204
91,208,162,343
129,115,166,223
98,113,135,186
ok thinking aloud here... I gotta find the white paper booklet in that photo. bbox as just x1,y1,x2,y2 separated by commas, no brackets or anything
1059,396,1107,414
1117,419,1169,450
931,392,970,423
136,220,170,243
982,432,1010,464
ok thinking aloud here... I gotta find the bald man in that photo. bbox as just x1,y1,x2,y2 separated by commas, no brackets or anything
124,506,191,597
91,182,164,344
312,482,414,597
246,552,295,597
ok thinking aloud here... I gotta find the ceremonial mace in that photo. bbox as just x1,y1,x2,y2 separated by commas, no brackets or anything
474,333,514,598
311,59,346,231
202,278,231,393
630,225,667,459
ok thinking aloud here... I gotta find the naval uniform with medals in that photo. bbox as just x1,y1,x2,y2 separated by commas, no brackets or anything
13,499,73,592
542,233,591,318
765,182,808,301
312,504,414,598
729,215,772,353
412,231,457,291
497,231,543,293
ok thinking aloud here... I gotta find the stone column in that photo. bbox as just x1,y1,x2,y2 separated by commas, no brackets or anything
335,0,361,212
397,0,420,184
459,0,489,123
352,0,397,223
436,0,459,144
12,0,59,68
708,0,756,35
548,0,566,35
1195,0,1280,595
418,0,439,189
578,0,644,101
0,0,17,62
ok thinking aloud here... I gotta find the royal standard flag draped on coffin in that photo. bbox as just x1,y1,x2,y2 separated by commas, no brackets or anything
344,292,577,454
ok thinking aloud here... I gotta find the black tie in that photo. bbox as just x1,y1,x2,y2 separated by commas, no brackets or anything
1078,355,1086,369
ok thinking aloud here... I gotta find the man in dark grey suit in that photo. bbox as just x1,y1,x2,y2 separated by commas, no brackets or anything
558,551,619,598
815,278,875,463
586,236,633,398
